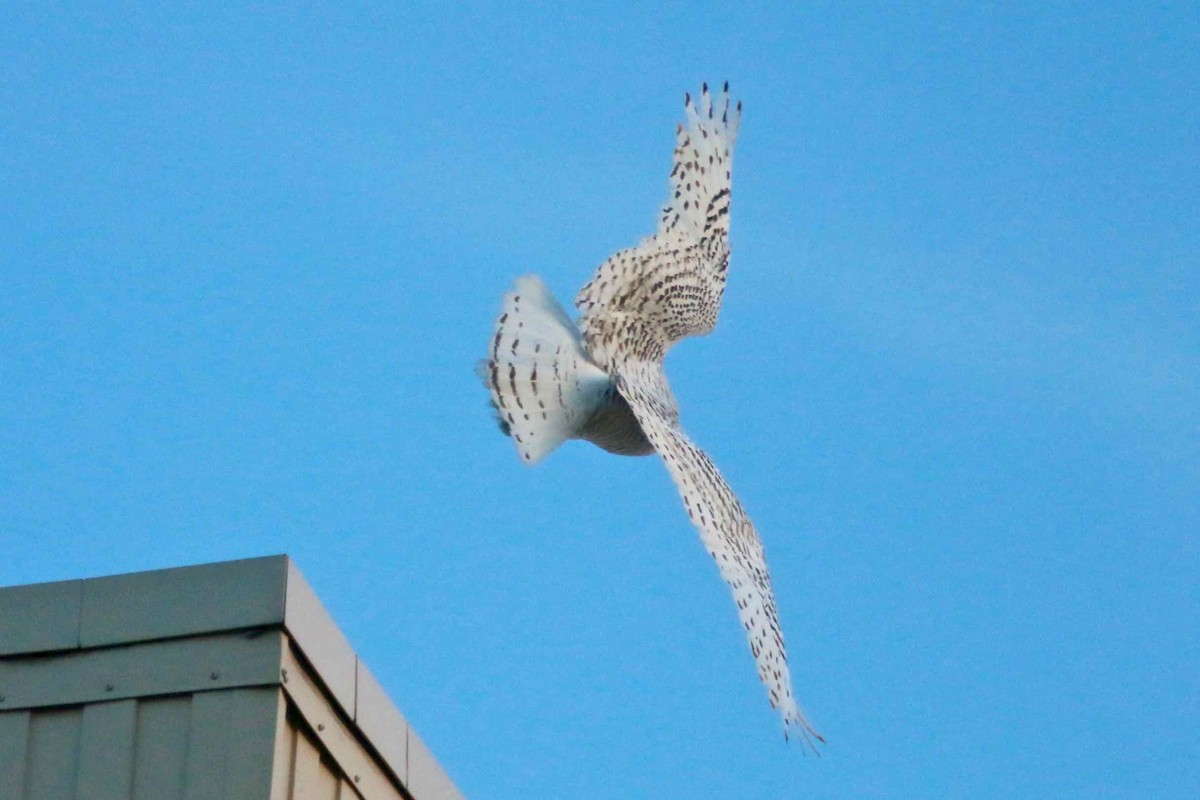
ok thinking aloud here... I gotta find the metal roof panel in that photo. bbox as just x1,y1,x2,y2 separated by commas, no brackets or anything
0,578,82,657
79,556,288,649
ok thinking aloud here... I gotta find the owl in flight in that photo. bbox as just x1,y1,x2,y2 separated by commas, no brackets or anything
478,83,822,746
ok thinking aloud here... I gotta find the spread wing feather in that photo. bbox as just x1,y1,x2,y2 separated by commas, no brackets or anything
615,360,823,746
575,82,741,368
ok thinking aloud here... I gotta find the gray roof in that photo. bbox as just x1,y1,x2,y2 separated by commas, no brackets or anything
0,555,462,800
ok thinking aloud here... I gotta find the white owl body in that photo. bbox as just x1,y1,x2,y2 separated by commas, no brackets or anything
479,84,823,747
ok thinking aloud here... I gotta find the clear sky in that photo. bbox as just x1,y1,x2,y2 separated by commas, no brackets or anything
2,3,1197,797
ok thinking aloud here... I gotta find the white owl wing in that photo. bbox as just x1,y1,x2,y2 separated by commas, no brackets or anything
613,360,823,746
575,83,741,364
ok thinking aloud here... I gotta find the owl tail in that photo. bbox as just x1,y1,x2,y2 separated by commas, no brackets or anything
477,274,611,464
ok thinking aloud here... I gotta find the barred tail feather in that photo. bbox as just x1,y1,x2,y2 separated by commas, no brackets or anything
478,275,610,464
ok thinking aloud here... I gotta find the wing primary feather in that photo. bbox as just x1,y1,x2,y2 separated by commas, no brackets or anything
613,362,823,748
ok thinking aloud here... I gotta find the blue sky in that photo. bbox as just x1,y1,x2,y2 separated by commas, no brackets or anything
2,3,1197,797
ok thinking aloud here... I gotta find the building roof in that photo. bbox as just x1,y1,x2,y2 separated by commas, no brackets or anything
0,555,462,800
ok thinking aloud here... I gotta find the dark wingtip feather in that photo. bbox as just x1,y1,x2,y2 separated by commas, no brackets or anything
482,396,512,437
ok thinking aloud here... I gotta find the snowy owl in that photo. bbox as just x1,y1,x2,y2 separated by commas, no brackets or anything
478,83,822,745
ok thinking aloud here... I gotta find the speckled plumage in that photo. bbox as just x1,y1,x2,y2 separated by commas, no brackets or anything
478,83,822,746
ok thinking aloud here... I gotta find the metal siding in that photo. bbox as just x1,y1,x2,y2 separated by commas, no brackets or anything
25,707,82,800
132,696,191,800
0,710,31,800
222,687,285,799
270,693,296,800
272,696,371,800
279,647,402,800
291,725,340,800
80,556,288,649
76,700,137,799
184,690,237,800
281,709,380,800
178,687,280,800
0,691,283,800
0,630,284,711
